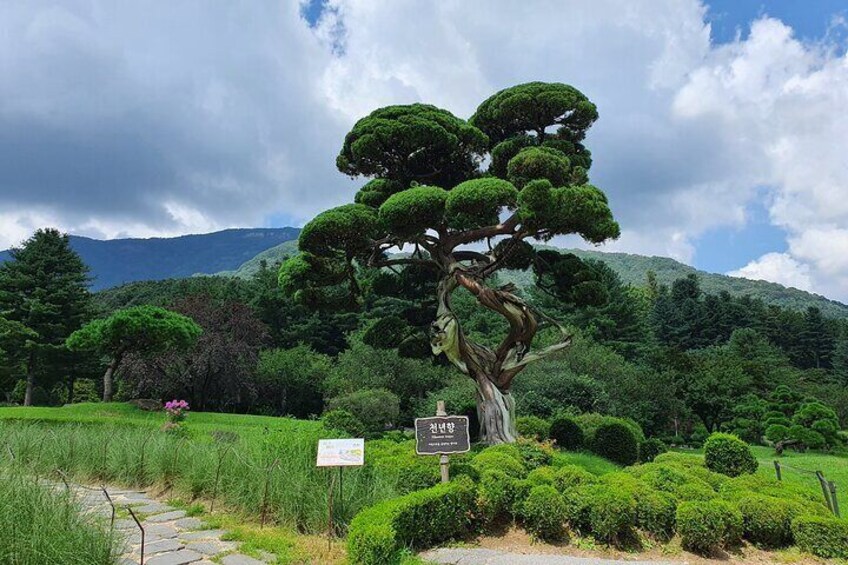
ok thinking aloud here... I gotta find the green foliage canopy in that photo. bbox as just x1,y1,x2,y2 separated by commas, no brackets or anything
67,305,201,359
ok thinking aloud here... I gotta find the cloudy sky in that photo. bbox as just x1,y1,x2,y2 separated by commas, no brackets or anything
1,1,847,301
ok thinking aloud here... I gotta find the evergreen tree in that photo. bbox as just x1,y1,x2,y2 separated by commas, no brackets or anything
0,229,91,405
798,307,835,369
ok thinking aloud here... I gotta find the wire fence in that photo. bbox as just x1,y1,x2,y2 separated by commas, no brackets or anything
773,460,840,518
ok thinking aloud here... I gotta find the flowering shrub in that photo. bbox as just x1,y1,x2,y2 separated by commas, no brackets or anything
164,399,189,424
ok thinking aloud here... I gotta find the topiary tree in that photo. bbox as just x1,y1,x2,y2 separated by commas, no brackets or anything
592,422,639,466
548,414,584,450
280,82,619,444
66,305,201,402
703,433,758,477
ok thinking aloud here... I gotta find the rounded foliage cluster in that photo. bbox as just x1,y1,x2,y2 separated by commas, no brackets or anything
321,409,366,437
703,433,758,477
516,415,550,441
581,484,637,542
379,186,448,238
591,422,639,466
520,485,567,541
548,414,584,450
639,438,667,463
791,515,848,559
337,103,488,189
735,494,797,547
444,178,517,230
327,388,400,436
676,500,735,553
471,449,527,480
507,146,571,189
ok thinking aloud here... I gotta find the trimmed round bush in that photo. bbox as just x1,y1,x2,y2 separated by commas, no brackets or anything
676,501,724,553
553,464,598,492
792,515,848,559
514,439,553,470
347,477,477,565
639,438,667,463
591,422,638,466
520,485,567,541
634,489,676,540
516,416,550,440
549,415,584,450
736,494,794,547
327,388,401,435
703,433,758,477
478,470,527,522
584,485,637,542
471,451,526,479
712,499,744,545
527,466,557,486
321,409,366,437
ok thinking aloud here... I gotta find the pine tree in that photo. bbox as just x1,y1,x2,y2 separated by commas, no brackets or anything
798,307,835,370
0,229,91,405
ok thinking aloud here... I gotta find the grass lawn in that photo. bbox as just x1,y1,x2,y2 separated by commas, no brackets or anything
0,402,321,434
676,444,848,514
751,445,848,513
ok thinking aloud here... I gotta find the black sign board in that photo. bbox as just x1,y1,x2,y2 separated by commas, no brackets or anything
414,416,471,455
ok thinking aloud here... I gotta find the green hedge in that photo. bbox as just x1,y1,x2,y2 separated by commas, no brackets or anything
703,433,757,477
471,450,526,479
347,477,477,565
477,470,529,523
792,515,848,559
591,422,639,466
634,489,676,540
736,494,794,548
639,438,667,463
516,416,550,441
676,500,725,553
519,485,567,541
549,415,584,450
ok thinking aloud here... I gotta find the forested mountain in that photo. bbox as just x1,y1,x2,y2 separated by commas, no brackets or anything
220,238,848,318
2,225,845,316
0,228,300,291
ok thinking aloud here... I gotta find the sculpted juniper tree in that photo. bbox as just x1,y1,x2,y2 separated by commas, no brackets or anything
280,82,620,444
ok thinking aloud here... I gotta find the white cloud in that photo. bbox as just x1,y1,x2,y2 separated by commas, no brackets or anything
674,17,848,300
3,1,848,302
728,252,812,292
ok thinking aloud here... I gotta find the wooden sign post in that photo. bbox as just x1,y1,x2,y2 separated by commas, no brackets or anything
414,400,471,483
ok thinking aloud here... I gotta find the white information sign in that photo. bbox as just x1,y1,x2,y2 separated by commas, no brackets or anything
316,438,365,467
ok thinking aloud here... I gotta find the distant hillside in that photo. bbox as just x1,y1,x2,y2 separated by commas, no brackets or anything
217,240,299,278
500,247,848,319
224,240,848,319
0,228,300,291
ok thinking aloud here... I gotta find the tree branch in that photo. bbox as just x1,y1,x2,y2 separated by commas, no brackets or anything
445,212,520,249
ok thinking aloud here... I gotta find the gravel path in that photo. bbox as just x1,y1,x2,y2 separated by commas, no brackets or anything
50,481,273,565
422,548,680,565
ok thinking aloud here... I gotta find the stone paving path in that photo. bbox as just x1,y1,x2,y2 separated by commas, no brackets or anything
53,481,273,565
422,548,679,565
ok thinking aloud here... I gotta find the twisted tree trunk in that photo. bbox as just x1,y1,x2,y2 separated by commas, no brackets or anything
431,269,570,444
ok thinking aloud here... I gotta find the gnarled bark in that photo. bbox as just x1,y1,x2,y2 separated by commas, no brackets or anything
431,267,571,444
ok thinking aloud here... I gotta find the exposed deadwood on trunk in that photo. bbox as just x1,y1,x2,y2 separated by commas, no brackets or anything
430,266,572,444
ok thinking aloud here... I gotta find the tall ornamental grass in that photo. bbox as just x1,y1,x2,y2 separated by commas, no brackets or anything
0,470,118,565
0,421,397,533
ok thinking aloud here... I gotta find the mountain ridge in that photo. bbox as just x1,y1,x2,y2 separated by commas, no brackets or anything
2,227,845,318
0,228,300,291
